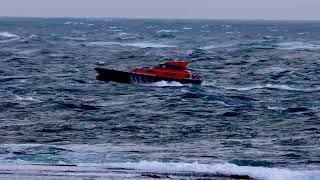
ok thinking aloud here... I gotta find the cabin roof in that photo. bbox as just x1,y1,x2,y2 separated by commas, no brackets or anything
164,61,189,69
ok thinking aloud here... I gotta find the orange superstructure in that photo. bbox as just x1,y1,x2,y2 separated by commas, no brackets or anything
131,61,193,79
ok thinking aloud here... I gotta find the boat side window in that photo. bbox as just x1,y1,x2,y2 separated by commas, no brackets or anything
154,64,185,70
154,64,166,68
166,65,184,70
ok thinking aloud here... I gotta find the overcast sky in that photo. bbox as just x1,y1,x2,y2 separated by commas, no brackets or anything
1,0,320,20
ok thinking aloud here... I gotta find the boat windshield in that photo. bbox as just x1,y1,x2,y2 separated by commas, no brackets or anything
154,64,185,70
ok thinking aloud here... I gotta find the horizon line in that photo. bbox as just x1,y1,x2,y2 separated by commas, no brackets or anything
0,16,320,22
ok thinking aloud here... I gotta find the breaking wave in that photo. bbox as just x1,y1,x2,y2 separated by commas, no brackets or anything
59,36,86,41
105,161,320,180
157,29,179,33
201,81,216,87
87,41,175,48
15,95,40,102
0,32,19,38
223,84,320,92
277,42,320,50
201,43,235,50
145,81,184,87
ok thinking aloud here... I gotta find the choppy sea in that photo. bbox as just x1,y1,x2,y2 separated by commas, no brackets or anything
0,17,320,179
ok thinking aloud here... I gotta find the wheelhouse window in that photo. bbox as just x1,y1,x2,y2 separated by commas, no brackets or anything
154,64,185,70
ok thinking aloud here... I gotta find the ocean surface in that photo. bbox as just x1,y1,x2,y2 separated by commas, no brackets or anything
0,17,320,179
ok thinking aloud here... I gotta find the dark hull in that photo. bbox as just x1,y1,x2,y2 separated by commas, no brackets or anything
95,68,202,84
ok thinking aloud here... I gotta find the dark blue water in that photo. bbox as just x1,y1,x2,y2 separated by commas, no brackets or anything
0,17,320,179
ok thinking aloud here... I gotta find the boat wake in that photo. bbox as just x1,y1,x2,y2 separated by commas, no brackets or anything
144,81,184,87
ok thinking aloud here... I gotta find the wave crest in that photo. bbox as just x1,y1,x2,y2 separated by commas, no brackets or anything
277,42,320,50
223,84,320,92
0,32,19,38
105,161,320,180
87,41,175,48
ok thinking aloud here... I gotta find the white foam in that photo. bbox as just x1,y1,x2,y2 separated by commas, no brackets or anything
267,106,287,111
105,161,320,180
201,81,216,87
223,84,320,92
182,27,192,30
201,43,235,50
157,29,179,33
145,81,184,87
255,67,289,74
87,41,175,48
15,95,40,102
0,32,19,38
126,42,175,48
277,42,320,50
0,38,20,43
221,25,232,28
60,37,86,41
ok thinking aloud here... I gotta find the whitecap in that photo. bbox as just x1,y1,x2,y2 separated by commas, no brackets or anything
200,43,235,50
87,41,175,48
60,36,86,41
255,67,289,74
105,161,320,180
221,25,232,28
16,49,39,55
15,95,40,102
267,106,287,111
118,32,128,36
223,83,320,92
125,42,175,48
144,81,184,87
201,81,216,87
0,38,20,43
157,29,179,33
0,32,19,38
64,22,79,25
182,27,192,30
277,42,320,50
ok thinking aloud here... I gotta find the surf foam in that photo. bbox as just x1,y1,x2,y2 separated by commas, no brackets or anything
201,43,235,50
105,161,320,180
0,32,19,38
277,42,320,50
87,41,175,48
145,81,184,87
223,84,320,92
157,29,179,33
15,95,40,102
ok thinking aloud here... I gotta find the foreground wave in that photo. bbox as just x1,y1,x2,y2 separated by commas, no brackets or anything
0,161,318,180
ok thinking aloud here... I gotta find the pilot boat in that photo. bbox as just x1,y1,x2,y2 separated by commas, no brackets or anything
95,61,202,84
